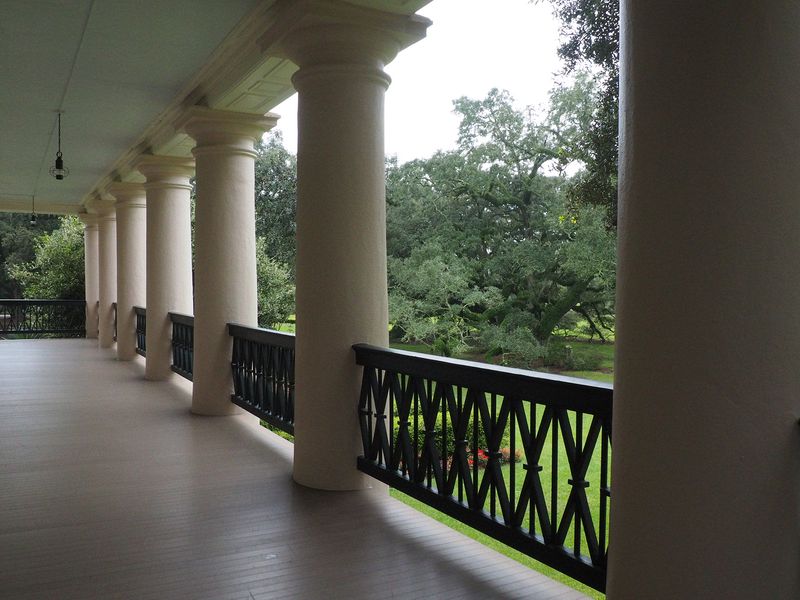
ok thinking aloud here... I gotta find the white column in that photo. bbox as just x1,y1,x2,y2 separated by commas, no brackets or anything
178,108,276,415
266,7,429,490
109,183,146,361
94,200,117,349
136,156,194,381
608,1,800,598
79,214,99,339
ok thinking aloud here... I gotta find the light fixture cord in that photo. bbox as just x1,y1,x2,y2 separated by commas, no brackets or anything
57,113,62,154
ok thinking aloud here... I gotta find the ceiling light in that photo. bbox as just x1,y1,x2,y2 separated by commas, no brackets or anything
49,111,69,180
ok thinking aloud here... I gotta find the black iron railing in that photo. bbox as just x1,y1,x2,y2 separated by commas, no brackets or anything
228,323,295,434
0,299,86,338
353,344,613,592
112,302,117,342
134,306,146,356
169,312,194,381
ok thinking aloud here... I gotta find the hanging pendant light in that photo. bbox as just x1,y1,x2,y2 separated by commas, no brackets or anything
49,111,69,180
30,196,37,225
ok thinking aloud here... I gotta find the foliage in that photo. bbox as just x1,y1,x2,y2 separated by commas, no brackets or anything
391,404,513,459
255,133,297,269
544,0,620,225
9,216,85,299
0,213,61,297
255,236,294,328
389,242,501,356
387,82,616,367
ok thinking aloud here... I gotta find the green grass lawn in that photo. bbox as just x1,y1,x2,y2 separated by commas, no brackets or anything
390,338,615,384
561,369,613,384
391,485,605,599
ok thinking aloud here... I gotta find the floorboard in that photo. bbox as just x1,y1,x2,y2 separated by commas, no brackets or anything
0,339,589,600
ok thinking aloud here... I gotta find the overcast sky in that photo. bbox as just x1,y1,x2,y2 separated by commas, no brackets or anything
270,0,563,163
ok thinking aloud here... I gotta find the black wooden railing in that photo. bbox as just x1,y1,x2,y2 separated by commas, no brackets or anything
228,323,295,434
134,306,146,356
169,312,194,381
112,302,117,342
353,344,613,592
0,299,86,338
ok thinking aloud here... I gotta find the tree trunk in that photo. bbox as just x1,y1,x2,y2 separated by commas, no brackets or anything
533,279,590,342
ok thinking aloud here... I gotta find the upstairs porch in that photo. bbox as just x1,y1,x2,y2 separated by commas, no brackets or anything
0,338,588,600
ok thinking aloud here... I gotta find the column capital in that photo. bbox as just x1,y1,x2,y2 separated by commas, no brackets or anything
259,0,430,70
176,107,278,158
135,155,195,191
85,193,116,218
108,182,146,210
78,212,98,228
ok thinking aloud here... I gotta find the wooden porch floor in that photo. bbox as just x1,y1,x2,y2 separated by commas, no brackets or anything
0,339,589,600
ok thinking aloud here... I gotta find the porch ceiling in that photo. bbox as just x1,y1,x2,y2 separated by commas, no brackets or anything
0,0,431,215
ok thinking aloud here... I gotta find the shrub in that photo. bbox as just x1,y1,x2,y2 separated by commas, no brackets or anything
389,395,513,463
256,237,294,328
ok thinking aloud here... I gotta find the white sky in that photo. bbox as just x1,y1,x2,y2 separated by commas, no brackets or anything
269,0,563,163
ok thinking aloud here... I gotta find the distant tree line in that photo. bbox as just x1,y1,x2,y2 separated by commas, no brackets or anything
0,213,80,299
255,76,616,368
384,77,615,367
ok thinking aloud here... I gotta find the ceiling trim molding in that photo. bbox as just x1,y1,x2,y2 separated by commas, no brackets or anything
82,0,285,208
80,0,434,211
0,196,80,215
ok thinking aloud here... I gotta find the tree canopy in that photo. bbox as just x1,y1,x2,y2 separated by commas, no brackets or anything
387,80,615,365
255,133,297,269
0,213,61,297
9,215,85,300
255,236,294,329
545,0,620,225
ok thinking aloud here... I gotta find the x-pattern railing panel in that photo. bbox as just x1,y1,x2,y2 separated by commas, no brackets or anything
229,323,295,435
133,306,146,356
169,312,194,381
354,344,613,593
0,300,85,338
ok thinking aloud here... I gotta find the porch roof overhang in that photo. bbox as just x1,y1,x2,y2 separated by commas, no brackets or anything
0,0,431,215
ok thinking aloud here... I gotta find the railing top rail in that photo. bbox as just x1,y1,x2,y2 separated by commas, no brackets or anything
0,299,86,305
353,343,612,415
133,306,146,315
168,312,194,326
228,322,295,349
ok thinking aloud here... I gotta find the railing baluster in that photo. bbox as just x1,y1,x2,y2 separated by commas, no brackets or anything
510,396,516,526
600,418,610,564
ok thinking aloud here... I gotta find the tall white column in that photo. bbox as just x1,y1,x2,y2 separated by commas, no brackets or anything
79,213,99,339
136,156,194,381
93,199,117,349
178,108,276,415
109,183,146,361
608,1,800,598
265,6,429,490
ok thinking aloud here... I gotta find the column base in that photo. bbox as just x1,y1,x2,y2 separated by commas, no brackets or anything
190,403,242,417
292,462,374,492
